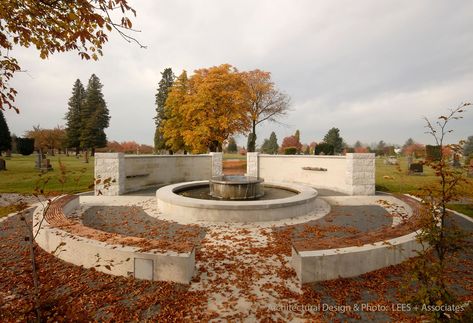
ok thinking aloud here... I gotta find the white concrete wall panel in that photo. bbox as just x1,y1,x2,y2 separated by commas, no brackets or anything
33,196,195,284
292,231,423,283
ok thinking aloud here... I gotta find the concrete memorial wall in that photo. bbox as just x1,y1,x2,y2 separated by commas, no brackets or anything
95,152,375,196
247,153,375,195
95,153,221,195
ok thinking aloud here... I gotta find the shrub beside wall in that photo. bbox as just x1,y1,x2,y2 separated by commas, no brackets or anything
426,145,442,161
16,138,35,155
284,147,297,155
314,143,334,155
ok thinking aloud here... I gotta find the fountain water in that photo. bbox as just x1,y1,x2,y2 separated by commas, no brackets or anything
209,175,264,200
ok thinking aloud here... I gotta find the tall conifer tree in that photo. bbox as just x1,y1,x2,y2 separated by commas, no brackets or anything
154,68,175,152
323,128,344,154
267,131,279,154
64,79,86,153
0,110,12,154
80,74,110,155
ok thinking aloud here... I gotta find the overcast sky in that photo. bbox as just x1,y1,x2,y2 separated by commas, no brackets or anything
4,0,473,147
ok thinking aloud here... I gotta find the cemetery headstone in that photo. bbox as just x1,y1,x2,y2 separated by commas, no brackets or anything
452,154,461,168
407,154,413,170
35,152,44,169
42,159,53,171
384,156,398,165
409,163,423,174
0,158,6,171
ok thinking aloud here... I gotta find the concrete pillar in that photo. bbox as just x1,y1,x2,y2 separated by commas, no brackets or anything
246,152,259,177
94,153,125,196
210,152,223,177
345,153,375,195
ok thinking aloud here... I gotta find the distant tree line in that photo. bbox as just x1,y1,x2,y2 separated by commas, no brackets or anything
97,141,154,154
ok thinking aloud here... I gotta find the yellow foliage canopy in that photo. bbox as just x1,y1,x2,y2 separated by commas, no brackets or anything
162,65,251,153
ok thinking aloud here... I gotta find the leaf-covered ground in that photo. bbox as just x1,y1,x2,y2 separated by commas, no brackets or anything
1,198,472,321
222,159,247,175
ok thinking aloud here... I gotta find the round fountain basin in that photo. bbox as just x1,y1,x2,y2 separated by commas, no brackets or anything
156,181,319,223
210,175,264,200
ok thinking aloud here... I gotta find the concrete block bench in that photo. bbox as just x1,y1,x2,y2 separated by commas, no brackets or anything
33,195,195,284
291,195,424,283
291,231,423,283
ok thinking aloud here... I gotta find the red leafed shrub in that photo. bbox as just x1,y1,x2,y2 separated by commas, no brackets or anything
280,135,302,153
403,143,425,158
354,146,369,153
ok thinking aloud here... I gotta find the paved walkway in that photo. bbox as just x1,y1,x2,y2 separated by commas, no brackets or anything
1,192,471,321
72,193,416,321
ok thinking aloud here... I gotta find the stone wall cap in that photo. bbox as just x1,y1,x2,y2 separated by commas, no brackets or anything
124,154,211,158
156,180,317,210
259,154,346,159
95,152,125,158
345,153,375,159
296,230,421,257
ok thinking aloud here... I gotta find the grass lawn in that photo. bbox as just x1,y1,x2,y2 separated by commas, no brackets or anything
1,154,471,215
377,156,473,216
0,154,94,194
375,157,437,194
0,205,17,218
223,153,246,160
447,203,473,218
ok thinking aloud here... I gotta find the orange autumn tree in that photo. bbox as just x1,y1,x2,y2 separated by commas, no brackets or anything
0,0,141,112
241,69,290,152
162,65,250,153
25,125,66,154
161,71,189,152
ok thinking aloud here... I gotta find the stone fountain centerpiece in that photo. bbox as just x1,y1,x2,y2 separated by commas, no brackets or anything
209,175,264,200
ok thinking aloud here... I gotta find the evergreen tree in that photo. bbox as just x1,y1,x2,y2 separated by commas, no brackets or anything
154,68,175,152
323,127,344,154
403,138,415,149
80,74,110,155
294,129,301,153
294,129,300,143
0,109,12,154
65,79,86,153
16,137,35,155
260,139,270,153
261,132,279,154
376,140,387,155
247,133,256,153
354,140,362,148
227,137,237,153
267,131,279,154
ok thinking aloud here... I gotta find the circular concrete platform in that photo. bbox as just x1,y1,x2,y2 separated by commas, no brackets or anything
156,181,319,223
